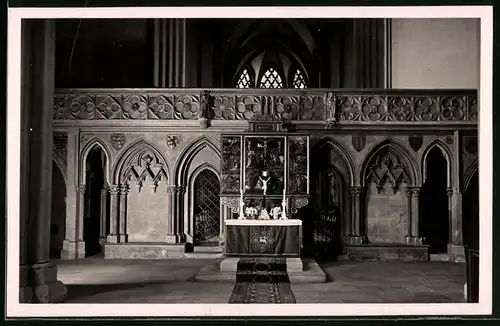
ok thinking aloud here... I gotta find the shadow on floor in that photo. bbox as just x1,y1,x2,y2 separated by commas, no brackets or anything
64,280,177,302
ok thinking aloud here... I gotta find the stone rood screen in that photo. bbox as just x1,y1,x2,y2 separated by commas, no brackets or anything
53,88,478,127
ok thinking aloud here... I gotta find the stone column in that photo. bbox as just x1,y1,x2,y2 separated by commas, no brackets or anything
348,186,365,244
176,186,187,242
405,187,413,244
61,129,84,259
118,184,129,243
107,185,120,243
24,19,66,303
153,18,186,88
449,131,465,260
76,184,86,242
98,188,108,248
410,187,423,245
165,185,177,243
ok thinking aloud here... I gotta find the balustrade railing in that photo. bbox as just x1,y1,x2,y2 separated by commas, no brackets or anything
53,88,478,126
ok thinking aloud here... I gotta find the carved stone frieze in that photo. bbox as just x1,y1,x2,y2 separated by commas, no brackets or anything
290,197,309,214
53,90,477,123
110,133,126,150
221,196,240,213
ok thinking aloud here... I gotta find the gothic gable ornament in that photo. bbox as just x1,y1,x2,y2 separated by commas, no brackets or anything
366,149,411,194
408,136,423,152
111,133,126,150
166,135,180,150
352,136,366,152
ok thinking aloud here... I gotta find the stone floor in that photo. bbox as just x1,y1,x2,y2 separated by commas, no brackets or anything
55,257,466,304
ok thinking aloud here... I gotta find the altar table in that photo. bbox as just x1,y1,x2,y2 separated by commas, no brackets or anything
224,219,302,257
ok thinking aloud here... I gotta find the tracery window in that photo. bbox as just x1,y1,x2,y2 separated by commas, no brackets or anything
259,68,283,89
292,69,307,89
236,69,252,88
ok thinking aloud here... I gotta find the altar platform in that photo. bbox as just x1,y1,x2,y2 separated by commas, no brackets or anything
195,219,327,283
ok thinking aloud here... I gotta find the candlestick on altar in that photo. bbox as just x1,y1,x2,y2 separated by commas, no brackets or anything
238,189,245,219
280,197,288,220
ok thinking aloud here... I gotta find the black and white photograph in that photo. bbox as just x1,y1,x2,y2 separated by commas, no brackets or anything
6,5,492,318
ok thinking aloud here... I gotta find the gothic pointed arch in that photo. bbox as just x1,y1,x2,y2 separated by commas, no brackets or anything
80,137,112,185
53,156,67,185
464,156,479,192
174,135,221,185
360,139,419,189
312,137,356,186
421,140,453,187
112,139,169,186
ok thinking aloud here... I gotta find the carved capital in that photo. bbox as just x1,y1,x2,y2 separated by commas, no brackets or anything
446,187,454,197
348,186,365,197
176,186,186,194
76,184,86,193
109,185,120,195
404,187,414,198
119,184,130,195
411,187,421,197
166,185,177,194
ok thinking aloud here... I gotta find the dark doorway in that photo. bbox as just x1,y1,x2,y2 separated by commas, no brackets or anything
193,169,221,246
463,170,479,251
420,147,449,254
307,146,343,260
50,162,67,259
84,147,107,257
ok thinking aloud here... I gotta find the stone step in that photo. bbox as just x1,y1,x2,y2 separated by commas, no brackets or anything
193,246,223,253
185,252,223,259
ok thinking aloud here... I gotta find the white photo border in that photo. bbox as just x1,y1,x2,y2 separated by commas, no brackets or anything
6,5,493,318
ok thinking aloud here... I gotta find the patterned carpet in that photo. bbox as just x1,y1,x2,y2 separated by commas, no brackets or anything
228,257,297,304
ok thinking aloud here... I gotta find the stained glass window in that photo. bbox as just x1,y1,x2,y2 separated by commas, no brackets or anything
236,69,251,88
292,69,307,89
259,68,283,89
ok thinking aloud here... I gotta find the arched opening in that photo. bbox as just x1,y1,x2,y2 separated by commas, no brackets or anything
50,161,66,259
420,147,449,254
463,169,479,251
193,169,221,246
83,146,108,257
306,142,348,260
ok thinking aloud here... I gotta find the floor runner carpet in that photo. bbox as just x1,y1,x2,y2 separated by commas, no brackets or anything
228,257,297,304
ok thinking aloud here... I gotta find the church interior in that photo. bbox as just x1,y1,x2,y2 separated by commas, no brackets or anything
19,17,480,304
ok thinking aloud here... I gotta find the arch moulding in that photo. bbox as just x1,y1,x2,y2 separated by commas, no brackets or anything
79,137,113,186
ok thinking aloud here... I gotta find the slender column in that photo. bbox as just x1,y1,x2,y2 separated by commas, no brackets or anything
61,129,84,259
447,186,454,244
176,186,187,242
25,19,66,303
449,131,465,259
76,184,86,241
99,188,108,241
405,187,413,244
410,187,423,245
165,185,177,242
348,186,365,244
107,185,120,243
118,184,129,243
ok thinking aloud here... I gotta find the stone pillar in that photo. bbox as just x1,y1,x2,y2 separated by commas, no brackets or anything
61,129,84,259
118,184,129,243
23,19,66,303
449,131,465,260
153,18,186,88
76,184,86,242
348,186,365,244
405,187,413,243
176,186,187,242
165,185,177,243
410,187,423,245
107,185,120,243
98,188,108,248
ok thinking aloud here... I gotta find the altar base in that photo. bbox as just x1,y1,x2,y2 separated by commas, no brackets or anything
194,257,327,283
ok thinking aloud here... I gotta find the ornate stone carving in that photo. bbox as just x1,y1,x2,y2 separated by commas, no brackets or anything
348,186,365,197
53,132,68,165
221,196,240,213
365,148,411,194
110,133,126,150
121,149,168,192
119,184,130,195
80,134,89,145
404,187,414,198
446,187,454,197
54,90,477,123
444,136,453,144
408,136,423,152
109,184,120,195
76,184,86,193
166,185,177,193
351,136,366,152
199,90,210,129
411,187,420,197
290,197,309,214
166,135,180,150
